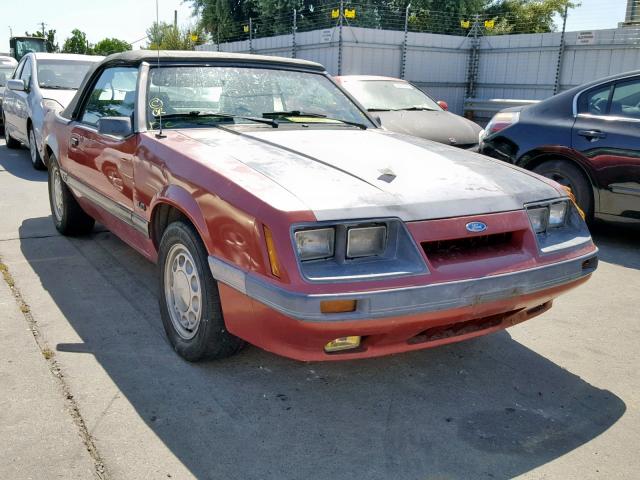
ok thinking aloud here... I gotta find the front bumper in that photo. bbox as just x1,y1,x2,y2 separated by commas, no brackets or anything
209,251,597,323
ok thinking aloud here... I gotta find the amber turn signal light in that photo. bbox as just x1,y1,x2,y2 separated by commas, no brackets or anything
263,225,281,278
320,299,357,314
324,336,361,353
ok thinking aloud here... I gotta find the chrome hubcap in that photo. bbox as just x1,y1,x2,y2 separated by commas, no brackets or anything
29,130,37,163
52,166,64,221
164,244,202,340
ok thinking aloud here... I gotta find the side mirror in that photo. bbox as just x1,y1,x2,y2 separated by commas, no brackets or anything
7,79,25,92
437,100,449,111
370,114,382,127
97,116,133,138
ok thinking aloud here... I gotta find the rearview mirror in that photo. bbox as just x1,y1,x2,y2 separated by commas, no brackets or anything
97,117,133,137
7,79,25,92
437,100,449,111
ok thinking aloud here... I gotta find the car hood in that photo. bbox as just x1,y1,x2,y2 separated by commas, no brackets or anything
179,128,561,222
374,110,482,147
40,88,77,108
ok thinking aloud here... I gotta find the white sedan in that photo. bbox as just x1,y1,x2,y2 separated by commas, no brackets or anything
2,53,102,169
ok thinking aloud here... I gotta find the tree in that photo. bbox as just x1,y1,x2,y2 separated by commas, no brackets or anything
146,22,205,50
93,38,132,56
62,29,91,54
24,29,58,52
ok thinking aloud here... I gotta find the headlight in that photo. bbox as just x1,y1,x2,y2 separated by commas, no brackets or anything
527,201,569,233
294,228,335,261
347,225,387,258
528,207,548,234
548,201,568,227
485,111,520,135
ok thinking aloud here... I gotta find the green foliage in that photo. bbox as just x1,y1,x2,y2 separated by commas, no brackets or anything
146,22,205,50
188,0,577,40
24,29,58,52
62,29,91,54
93,38,132,56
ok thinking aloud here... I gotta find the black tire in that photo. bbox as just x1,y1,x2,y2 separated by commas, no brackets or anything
3,118,20,149
533,159,594,220
158,221,244,362
28,126,46,170
48,155,95,235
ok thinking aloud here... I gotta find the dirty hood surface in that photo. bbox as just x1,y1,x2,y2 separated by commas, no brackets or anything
376,110,482,147
179,128,560,222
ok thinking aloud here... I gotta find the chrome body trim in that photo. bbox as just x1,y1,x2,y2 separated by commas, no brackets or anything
62,171,149,237
209,250,598,323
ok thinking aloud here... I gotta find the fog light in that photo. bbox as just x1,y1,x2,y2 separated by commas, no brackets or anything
320,299,357,314
324,336,361,353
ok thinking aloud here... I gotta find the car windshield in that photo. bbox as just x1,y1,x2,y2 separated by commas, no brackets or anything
146,66,373,129
37,60,94,90
342,80,441,111
0,66,14,86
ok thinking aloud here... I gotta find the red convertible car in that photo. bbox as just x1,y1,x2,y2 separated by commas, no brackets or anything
42,51,597,362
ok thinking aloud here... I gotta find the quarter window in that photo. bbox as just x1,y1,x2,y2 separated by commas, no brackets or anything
19,58,32,89
579,84,611,116
81,67,138,127
610,79,640,120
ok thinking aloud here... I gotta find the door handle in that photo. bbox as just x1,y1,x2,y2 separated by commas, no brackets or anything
70,136,80,148
578,129,607,140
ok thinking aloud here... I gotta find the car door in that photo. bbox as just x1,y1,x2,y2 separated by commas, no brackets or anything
572,77,640,220
66,66,139,222
4,56,31,142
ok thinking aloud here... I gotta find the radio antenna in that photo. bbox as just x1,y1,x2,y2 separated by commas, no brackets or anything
155,0,166,138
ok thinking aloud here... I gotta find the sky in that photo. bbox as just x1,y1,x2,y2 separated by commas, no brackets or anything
1,0,631,54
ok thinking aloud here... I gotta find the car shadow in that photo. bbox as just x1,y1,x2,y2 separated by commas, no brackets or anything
18,216,625,480
591,222,640,270
0,142,47,182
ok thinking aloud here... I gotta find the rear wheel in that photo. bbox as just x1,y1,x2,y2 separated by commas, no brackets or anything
158,221,244,362
48,155,95,235
532,159,593,220
29,127,46,170
3,118,20,149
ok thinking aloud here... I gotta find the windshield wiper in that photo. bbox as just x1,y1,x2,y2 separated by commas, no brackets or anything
395,106,438,111
263,110,368,130
40,85,77,90
155,111,278,128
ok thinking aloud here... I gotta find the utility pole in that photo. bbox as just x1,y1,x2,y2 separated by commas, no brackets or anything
8,26,13,38
400,3,411,79
40,22,46,37
248,17,253,54
465,14,481,101
553,4,569,95
292,8,297,58
174,10,178,29
337,0,344,75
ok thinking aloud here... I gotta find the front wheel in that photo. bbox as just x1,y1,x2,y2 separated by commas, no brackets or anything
48,155,95,235
158,221,244,362
532,159,594,220
29,127,46,170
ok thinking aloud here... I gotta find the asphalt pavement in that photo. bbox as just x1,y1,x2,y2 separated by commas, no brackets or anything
0,139,638,480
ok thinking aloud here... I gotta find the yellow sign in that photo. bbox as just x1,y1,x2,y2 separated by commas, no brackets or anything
460,20,470,29
484,19,495,29
243,25,249,33
190,33,198,42
344,9,356,19
331,9,340,19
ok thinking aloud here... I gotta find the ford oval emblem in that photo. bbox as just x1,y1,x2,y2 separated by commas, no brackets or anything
466,221,487,233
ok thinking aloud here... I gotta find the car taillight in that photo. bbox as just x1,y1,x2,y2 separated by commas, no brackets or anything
486,111,520,134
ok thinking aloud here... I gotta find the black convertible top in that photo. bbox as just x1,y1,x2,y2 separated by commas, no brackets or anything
62,50,326,119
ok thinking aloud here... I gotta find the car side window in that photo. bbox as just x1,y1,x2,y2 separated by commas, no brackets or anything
19,58,32,89
579,84,611,116
80,67,139,127
610,79,640,120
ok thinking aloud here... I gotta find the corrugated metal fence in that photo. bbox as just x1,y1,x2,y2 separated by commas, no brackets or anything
197,25,640,116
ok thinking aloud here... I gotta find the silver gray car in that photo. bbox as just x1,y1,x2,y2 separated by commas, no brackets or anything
0,56,18,127
2,53,102,169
